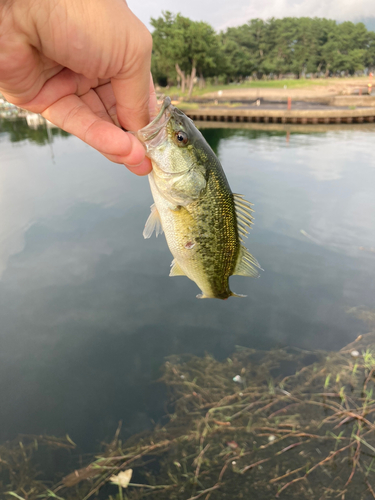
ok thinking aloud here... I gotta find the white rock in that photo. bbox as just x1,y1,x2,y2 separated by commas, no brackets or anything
351,350,360,358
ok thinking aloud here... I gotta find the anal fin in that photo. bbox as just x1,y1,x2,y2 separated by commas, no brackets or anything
143,204,163,239
233,245,263,278
170,259,186,277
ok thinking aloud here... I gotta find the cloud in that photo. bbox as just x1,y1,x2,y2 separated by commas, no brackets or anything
0,133,147,279
229,0,375,29
127,0,375,31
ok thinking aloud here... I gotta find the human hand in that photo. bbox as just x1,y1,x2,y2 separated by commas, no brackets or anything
0,0,155,175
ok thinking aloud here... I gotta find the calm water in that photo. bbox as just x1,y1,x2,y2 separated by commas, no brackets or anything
0,119,374,452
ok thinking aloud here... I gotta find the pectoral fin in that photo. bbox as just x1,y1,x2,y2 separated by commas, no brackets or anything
169,259,186,276
143,204,163,239
170,169,207,205
233,245,262,278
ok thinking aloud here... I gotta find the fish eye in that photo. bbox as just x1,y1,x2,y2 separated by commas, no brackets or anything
175,130,188,146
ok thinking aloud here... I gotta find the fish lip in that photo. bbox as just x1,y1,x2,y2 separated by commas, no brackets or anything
137,96,172,144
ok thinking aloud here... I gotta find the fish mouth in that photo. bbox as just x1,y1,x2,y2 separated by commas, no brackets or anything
137,97,172,153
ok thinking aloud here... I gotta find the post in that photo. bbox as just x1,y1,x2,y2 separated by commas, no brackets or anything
287,97,292,110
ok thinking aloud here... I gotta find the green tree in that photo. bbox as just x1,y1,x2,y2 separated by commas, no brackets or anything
151,14,375,88
150,12,184,87
151,12,222,97
322,22,369,75
222,19,267,78
365,31,375,69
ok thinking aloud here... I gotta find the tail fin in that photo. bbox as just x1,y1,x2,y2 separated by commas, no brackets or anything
196,291,247,300
231,292,247,298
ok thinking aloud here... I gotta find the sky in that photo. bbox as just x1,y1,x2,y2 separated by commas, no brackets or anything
127,0,375,32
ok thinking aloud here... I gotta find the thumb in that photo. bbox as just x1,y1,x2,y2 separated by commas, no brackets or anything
111,8,153,132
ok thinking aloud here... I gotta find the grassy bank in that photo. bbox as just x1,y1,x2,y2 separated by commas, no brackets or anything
161,76,371,99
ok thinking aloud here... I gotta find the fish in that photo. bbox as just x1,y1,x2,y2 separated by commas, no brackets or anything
137,97,262,300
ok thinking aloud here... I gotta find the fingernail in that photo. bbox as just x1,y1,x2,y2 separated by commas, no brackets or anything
125,160,144,168
125,158,152,176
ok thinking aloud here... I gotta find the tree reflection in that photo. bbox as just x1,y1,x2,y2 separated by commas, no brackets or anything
0,117,69,145
200,127,285,154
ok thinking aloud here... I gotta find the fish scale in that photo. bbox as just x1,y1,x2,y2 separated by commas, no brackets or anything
138,97,262,299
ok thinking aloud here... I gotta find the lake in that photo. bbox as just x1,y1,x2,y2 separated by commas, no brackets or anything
0,118,374,494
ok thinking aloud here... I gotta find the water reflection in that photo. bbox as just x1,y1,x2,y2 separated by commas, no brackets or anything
0,116,69,145
0,118,374,454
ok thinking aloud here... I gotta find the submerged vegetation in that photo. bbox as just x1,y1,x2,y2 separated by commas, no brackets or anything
2,309,375,500
0,435,75,498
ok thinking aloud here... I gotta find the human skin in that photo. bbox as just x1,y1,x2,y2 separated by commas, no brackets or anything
0,0,155,175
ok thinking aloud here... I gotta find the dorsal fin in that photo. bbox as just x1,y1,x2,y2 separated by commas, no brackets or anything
169,259,186,276
233,244,263,278
143,204,163,239
233,194,254,242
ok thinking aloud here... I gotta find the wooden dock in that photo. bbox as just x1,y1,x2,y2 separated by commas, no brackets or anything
182,107,375,125
195,121,375,133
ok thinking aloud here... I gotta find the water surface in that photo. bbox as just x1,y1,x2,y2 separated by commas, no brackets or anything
0,118,374,451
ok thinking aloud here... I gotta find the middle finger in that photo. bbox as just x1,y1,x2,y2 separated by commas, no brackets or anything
94,83,119,126
80,89,114,125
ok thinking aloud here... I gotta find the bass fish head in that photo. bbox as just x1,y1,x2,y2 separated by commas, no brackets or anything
137,97,209,205
137,97,210,174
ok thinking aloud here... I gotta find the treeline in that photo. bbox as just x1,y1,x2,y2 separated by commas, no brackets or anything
151,13,375,95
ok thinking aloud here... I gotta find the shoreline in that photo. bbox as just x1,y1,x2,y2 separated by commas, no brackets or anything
181,104,375,125
170,79,375,125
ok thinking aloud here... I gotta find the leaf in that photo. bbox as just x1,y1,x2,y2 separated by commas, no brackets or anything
65,434,76,447
6,493,26,500
109,469,133,488
48,491,65,499
36,491,65,499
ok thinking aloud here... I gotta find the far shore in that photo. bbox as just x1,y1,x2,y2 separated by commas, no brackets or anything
158,77,375,124
162,76,375,106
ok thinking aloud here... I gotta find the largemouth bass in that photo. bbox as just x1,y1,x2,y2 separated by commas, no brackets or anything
137,97,261,300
